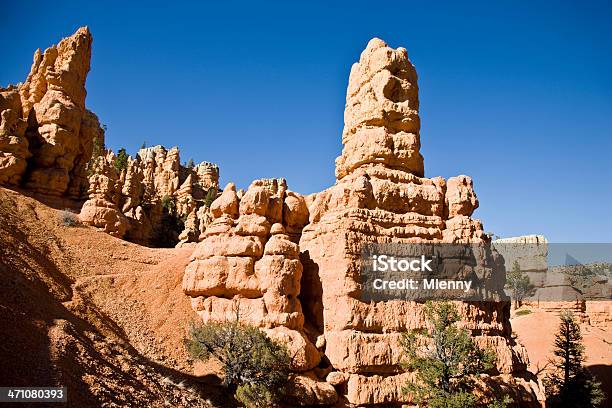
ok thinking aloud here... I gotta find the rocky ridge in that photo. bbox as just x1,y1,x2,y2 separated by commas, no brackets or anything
0,28,220,247
80,145,219,245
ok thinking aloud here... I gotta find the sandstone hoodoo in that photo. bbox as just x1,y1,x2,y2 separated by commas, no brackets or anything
0,27,95,196
183,38,543,406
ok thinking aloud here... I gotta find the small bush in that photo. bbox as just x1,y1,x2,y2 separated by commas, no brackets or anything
185,318,290,407
60,209,79,227
161,195,176,213
515,309,532,316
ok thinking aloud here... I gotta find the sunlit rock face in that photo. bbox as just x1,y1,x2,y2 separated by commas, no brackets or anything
183,179,322,373
21,27,95,196
0,27,97,196
182,38,543,406
297,38,540,406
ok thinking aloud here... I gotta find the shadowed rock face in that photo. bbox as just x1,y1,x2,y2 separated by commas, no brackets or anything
0,87,30,185
184,38,544,406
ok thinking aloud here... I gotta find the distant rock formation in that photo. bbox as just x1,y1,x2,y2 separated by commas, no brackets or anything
0,28,220,246
80,145,219,245
183,38,543,406
494,235,611,329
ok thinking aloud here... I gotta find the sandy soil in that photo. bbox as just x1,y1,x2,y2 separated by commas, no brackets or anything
0,187,228,407
511,308,612,403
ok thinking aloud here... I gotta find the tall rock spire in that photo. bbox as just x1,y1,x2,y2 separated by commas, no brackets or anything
336,38,424,180
0,27,98,196
298,38,539,405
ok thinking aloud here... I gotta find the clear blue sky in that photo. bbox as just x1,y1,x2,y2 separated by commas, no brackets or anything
2,1,611,242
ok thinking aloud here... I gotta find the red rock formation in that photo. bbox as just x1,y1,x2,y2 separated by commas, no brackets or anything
0,28,219,246
20,27,96,196
0,27,98,196
182,38,543,406
80,145,219,245
79,150,129,237
183,179,325,379
297,38,538,406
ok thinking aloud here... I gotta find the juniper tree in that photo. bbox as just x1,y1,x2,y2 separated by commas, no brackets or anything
401,301,502,408
151,196,182,247
185,313,290,407
203,187,218,207
544,311,604,408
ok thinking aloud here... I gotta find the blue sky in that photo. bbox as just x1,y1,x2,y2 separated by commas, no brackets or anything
2,1,611,242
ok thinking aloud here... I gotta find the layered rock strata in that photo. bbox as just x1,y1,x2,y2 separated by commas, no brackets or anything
297,38,538,406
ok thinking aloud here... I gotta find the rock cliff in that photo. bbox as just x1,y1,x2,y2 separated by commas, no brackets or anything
0,27,96,196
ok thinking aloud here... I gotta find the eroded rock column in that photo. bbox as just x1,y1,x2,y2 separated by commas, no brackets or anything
299,38,537,406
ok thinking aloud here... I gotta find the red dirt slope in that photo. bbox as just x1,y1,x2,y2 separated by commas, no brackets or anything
0,187,228,407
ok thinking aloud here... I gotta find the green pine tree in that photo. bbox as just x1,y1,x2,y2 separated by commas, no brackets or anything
544,311,604,408
401,301,503,408
203,187,218,208
114,148,129,173
186,158,195,169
